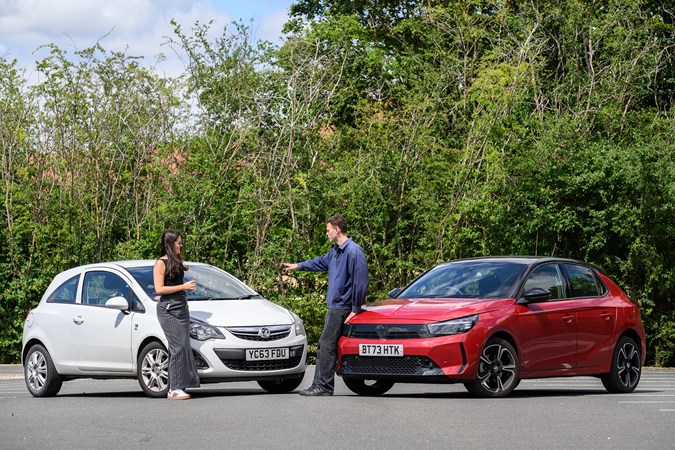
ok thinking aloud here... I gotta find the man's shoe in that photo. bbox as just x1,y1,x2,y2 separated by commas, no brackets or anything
167,389,191,400
299,385,333,396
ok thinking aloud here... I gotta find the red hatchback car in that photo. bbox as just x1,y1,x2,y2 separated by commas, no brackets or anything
337,257,645,397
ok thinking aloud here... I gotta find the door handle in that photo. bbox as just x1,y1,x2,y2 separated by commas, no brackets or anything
562,315,575,324
73,316,84,325
600,312,612,321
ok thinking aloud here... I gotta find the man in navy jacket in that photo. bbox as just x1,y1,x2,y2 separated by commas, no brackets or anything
283,215,369,396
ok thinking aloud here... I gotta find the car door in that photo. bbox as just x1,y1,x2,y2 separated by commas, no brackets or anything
516,263,578,372
563,263,616,369
70,270,134,372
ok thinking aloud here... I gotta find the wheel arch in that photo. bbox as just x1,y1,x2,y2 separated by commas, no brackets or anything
134,336,166,370
618,328,645,363
22,338,48,365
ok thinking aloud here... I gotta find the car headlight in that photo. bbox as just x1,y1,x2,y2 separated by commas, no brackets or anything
190,318,225,341
290,311,306,337
426,314,478,336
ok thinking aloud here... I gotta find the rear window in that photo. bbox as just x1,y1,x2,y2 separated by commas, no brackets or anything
46,275,79,304
563,263,606,298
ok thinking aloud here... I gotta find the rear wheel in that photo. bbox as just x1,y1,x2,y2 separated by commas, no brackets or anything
257,372,305,393
137,341,170,398
601,336,641,393
464,337,519,398
24,344,63,397
343,378,394,396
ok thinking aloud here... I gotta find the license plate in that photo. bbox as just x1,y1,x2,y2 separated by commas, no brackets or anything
245,348,289,361
359,344,404,357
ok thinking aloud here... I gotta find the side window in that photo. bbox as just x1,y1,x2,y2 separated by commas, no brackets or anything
523,264,565,300
564,264,604,298
131,291,145,313
82,271,130,306
46,275,80,304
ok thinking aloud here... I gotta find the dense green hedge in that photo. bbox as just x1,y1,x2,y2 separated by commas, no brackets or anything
1,1,673,366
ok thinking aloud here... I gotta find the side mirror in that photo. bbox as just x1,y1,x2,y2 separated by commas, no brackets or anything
387,288,402,298
518,287,551,304
105,296,130,311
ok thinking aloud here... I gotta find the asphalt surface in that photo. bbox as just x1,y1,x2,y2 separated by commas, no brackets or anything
2,365,674,449
0,364,23,380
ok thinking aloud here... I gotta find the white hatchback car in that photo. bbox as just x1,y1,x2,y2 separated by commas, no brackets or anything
22,260,307,397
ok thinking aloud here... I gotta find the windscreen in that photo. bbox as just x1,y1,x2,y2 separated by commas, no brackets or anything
398,260,528,299
127,264,260,301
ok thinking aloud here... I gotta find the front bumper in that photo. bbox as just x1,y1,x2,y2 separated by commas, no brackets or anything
191,335,307,382
337,334,479,383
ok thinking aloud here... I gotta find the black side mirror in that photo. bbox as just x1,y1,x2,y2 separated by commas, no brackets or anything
388,288,402,298
518,287,552,304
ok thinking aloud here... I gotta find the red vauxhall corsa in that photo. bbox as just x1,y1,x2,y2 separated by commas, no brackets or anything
337,257,646,397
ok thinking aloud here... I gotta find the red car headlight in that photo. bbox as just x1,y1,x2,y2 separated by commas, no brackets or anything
426,314,478,336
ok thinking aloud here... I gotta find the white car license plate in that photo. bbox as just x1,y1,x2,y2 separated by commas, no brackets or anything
359,344,404,357
246,348,289,361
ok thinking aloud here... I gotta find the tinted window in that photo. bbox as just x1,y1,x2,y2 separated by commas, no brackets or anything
399,261,528,299
523,264,565,300
46,275,79,304
564,264,604,297
127,264,257,301
82,271,130,306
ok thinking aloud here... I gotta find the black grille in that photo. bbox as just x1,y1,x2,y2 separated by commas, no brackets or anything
339,355,441,376
214,345,304,372
343,323,429,339
221,355,303,371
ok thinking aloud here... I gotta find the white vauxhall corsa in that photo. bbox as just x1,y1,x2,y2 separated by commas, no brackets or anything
22,260,307,397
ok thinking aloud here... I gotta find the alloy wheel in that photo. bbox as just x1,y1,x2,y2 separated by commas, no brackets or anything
476,342,517,394
141,348,169,393
616,341,641,389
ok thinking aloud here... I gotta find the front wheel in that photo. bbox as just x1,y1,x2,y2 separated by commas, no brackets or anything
24,344,63,397
343,378,394,396
137,341,170,398
601,336,641,393
257,372,305,393
464,337,519,398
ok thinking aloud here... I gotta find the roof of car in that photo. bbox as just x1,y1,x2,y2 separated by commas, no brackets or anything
439,256,606,274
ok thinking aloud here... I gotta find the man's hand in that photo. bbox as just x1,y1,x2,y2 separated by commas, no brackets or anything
282,263,298,272
346,311,359,322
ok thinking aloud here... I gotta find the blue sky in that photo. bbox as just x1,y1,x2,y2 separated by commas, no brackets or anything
0,0,295,78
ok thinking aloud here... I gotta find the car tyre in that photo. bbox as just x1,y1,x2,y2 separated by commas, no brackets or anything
464,337,519,398
24,344,63,397
343,378,395,396
257,372,305,393
137,341,170,398
601,336,641,393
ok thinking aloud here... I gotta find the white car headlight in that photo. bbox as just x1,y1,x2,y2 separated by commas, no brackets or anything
190,318,225,341
290,311,306,337
426,314,478,336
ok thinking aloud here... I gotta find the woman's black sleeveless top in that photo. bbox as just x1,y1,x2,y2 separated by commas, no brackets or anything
160,258,186,302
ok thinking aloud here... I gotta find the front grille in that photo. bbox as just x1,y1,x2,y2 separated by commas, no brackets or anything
214,345,304,372
339,355,441,376
221,356,303,371
343,323,429,339
227,325,291,341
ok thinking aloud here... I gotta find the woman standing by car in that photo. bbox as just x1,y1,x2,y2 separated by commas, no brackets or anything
153,230,200,400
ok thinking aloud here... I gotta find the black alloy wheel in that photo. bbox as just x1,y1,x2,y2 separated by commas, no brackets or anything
464,337,519,398
601,336,642,393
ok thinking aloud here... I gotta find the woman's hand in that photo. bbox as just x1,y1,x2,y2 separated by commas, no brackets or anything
184,280,196,291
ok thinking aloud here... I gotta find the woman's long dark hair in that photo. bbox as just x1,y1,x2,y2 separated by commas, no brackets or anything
160,230,187,277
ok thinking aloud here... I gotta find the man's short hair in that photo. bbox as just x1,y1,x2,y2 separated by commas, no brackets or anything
326,215,347,234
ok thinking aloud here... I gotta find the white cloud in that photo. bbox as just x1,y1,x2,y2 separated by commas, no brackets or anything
0,0,235,77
